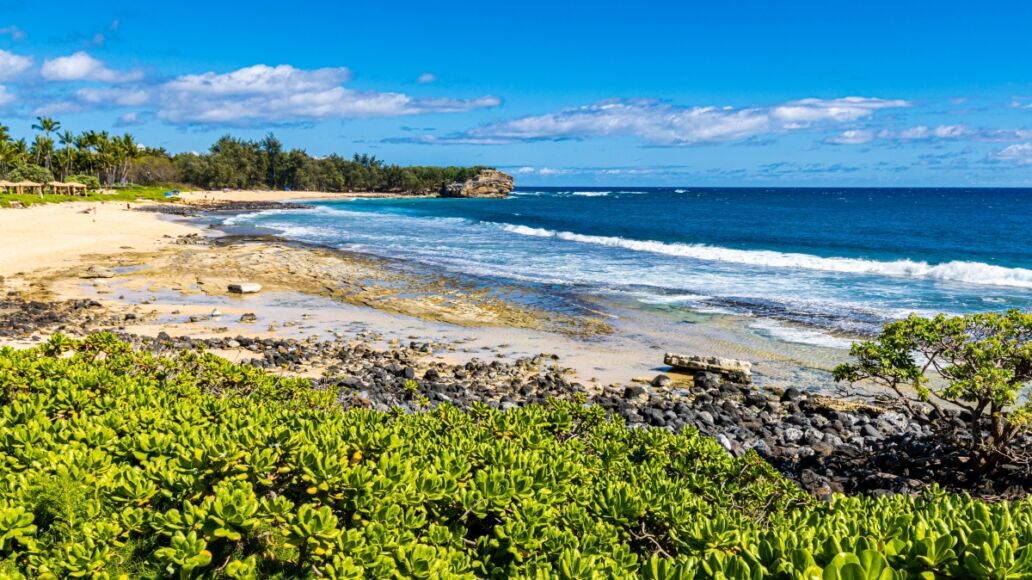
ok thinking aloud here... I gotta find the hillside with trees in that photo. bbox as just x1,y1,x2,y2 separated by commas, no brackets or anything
0,118,490,194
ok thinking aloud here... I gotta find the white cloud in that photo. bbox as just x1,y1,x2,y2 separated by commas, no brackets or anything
76,86,151,106
445,97,909,146
897,124,973,140
156,64,499,125
509,166,568,175
115,111,148,127
771,97,910,125
0,85,13,107
979,129,1032,142
165,64,352,97
0,49,32,80
416,72,437,83
41,51,143,82
825,129,875,145
992,143,1032,165
0,26,26,41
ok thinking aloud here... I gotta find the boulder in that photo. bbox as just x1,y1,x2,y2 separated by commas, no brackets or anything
228,283,262,294
664,353,752,384
651,374,672,388
440,169,514,198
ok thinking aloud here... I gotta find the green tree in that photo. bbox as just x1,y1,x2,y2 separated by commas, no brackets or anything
31,116,61,169
834,310,1032,466
260,133,284,189
0,139,22,179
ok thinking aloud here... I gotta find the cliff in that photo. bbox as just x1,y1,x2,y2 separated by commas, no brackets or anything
440,169,514,198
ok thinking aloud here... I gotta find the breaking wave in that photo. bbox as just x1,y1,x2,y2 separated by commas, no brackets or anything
497,224,1032,289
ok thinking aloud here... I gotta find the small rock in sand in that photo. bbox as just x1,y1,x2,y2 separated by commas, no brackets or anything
651,374,673,388
239,312,257,323
228,283,263,294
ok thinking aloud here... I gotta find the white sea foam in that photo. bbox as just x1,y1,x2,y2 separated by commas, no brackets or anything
497,224,1032,289
749,320,855,349
632,292,712,305
571,191,610,197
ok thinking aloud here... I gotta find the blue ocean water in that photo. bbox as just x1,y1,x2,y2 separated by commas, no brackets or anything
223,187,1032,344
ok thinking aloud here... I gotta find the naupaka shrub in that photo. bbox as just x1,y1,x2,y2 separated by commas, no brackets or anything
0,333,1030,578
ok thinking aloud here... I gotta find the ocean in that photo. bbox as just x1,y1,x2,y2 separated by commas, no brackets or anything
222,187,1032,349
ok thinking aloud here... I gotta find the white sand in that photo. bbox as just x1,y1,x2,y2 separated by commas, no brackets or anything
0,202,199,279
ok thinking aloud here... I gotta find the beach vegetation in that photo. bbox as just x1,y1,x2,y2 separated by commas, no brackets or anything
834,309,1032,468
0,333,1030,577
8,163,53,186
64,174,101,191
1,121,491,199
0,184,175,208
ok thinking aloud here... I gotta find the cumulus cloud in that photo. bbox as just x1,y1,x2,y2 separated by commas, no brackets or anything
416,72,437,83
41,51,142,82
0,49,32,80
415,97,909,146
992,143,1032,165
156,64,499,125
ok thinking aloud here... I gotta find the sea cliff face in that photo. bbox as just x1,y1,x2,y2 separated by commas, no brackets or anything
440,169,515,198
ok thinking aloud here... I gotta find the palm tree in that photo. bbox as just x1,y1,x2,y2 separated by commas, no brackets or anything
115,133,139,184
58,130,75,180
0,140,16,178
31,135,53,169
31,116,61,169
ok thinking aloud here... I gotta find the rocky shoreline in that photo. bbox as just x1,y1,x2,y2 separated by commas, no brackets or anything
1,294,1028,501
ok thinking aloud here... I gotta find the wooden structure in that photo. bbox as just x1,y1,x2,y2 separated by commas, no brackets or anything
0,180,14,193
7,181,44,195
48,181,89,196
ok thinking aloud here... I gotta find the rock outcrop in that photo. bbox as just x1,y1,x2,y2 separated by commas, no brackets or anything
440,169,514,198
664,353,752,384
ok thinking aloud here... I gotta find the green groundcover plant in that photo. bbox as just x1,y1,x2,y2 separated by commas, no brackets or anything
0,334,1030,578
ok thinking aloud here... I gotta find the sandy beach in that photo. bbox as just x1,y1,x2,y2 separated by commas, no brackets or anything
0,197,655,387
0,201,199,283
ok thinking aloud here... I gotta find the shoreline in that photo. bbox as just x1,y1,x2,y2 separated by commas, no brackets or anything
0,194,854,390
1,195,1027,501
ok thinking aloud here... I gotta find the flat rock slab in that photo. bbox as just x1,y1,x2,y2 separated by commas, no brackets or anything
664,353,752,384
228,283,262,294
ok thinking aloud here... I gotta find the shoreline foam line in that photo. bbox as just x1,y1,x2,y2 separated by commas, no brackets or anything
495,223,1032,289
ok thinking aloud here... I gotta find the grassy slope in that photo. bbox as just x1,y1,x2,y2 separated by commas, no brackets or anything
0,185,181,208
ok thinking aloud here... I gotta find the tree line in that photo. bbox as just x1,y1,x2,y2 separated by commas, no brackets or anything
0,117,491,193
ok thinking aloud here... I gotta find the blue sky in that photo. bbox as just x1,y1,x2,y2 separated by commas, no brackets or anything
3,0,1032,185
